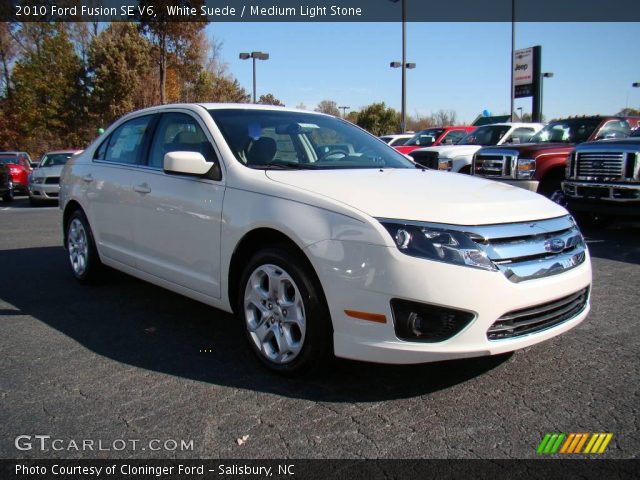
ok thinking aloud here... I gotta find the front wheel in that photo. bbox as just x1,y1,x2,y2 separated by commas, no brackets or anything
65,209,103,283
2,181,13,202
237,247,332,375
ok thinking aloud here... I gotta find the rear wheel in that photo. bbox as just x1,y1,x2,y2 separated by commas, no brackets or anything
237,247,332,375
65,209,103,283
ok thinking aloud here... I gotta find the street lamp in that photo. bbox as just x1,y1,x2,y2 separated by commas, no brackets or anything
540,72,554,121
389,0,415,134
239,51,269,104
338,105,350,117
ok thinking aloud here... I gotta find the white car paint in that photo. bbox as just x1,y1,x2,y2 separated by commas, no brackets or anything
60,104,591,366
412,122,544,173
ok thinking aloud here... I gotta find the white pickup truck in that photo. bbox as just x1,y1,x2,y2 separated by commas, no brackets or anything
410,122,544,174
60,105,590,375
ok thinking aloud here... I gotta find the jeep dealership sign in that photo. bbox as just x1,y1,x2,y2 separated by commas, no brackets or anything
514,46,540,99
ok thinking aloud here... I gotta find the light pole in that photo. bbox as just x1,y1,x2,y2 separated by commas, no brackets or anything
389,0,415,133
338,105,350,117
510,0,516,121
239,51,269,103
540,72,554,121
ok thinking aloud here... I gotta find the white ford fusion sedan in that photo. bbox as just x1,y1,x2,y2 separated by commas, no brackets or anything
60,104,592,374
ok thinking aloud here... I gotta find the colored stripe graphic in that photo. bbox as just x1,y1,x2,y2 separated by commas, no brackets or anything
538,433,613,454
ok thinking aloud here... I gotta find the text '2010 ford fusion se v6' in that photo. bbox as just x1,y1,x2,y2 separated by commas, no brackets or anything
59,104,592,375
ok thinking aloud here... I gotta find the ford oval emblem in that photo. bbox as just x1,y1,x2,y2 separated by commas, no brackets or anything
545,238,566,253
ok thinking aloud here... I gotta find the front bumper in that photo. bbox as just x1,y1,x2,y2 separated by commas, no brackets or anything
305,240,591,364
29,183,60,201
563,181,640,217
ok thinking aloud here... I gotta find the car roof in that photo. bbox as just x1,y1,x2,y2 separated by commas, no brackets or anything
0,151,27,155
44,150,82,155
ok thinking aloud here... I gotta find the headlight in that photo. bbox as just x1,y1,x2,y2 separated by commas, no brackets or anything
516,158,536,179
380,221,497,271
566,151,575,179
437,158,452,171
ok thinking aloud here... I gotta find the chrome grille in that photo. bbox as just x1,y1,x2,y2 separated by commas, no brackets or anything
466,215,586,283
473,150,517,178
576,152,624,178
487,287,589,340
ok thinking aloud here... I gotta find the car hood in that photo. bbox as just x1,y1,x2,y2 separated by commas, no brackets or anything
413,145,482,158
265,168,567,225
32,165,64,178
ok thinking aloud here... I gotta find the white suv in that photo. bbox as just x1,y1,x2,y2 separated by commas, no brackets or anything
60,104,591,374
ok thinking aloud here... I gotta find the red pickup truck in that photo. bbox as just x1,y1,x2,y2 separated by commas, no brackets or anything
471,116,632,203
394,126,476,155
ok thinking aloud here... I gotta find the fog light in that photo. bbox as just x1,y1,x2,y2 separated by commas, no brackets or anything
391,299,475,342
394,229,412,249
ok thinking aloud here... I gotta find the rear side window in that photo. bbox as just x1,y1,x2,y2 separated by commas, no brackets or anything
99,115,153,165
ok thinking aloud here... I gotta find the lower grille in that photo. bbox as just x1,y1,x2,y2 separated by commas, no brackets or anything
44,177,60,185
410,151,439,169
487,287,589,340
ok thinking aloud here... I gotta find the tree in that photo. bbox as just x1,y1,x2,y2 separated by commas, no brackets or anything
295,102,307,110
431,109,458,126
315,100,340,116
138,0,208,104
616,107,640,116
89,23,154,126
11,24,83,154
258,93,284,106
0,23,16,98
355,103,400,136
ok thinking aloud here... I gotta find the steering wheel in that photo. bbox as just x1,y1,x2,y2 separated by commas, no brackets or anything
317,149,349,161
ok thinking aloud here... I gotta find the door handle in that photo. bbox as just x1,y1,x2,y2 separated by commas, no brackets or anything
134,183,151,194
82,174,93,183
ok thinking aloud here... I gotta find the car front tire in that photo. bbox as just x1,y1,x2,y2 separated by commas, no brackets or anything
237,247,332,375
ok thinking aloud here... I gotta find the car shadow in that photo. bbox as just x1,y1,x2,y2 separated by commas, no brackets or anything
1,246,512,402
581,221,640,265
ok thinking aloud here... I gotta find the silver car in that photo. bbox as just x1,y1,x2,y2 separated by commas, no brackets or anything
29,150,81,205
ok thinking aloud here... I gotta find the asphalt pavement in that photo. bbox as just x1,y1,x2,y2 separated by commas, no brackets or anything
1,197,638,459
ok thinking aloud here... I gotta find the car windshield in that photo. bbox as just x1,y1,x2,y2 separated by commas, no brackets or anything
40,153,73,168
208,109,415,170
404,128,445,147
529,118,602,144
0,156,19,165
458,126,511,146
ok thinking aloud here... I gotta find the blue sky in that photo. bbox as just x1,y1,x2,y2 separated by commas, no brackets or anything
207,22,640,123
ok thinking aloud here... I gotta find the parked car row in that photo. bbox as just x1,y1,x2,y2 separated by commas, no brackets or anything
0,149,81,204
382,114,639,223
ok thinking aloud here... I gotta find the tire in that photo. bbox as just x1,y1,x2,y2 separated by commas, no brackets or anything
2,182,13,202
237,247,332,375
65,209,103,283
539,173,566,206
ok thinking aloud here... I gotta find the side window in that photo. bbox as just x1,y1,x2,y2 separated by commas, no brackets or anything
596,120,630,139
506,127,535,144
148,113,216,169
103,115,153,165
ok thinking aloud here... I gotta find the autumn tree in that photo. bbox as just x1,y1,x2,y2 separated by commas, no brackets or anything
11,24,83,154
0,22,16,98
431,109,458,126
258,93,284,106
315,100,340,116
355,103,400,136
138,0,208,104
89,22,153,126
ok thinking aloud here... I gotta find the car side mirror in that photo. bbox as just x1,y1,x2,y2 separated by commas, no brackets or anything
164,151,213,176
